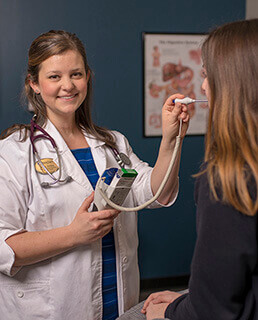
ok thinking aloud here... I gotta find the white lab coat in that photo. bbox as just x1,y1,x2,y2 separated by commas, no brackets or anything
0,120,178,320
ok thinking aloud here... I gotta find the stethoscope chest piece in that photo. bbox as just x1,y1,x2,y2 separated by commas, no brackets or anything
112,148,131,168
119,152,131,166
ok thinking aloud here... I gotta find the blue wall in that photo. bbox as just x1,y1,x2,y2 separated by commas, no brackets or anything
0,0,245,279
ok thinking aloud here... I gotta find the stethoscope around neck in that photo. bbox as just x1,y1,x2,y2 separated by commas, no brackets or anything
30,115,73,188
30,115,130,188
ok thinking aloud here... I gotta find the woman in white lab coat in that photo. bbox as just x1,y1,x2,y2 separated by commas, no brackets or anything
0,30,189,320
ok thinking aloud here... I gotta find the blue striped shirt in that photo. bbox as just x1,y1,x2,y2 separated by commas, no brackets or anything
71,147,119,320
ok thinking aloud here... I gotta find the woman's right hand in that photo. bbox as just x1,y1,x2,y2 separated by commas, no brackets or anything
68,192,120,246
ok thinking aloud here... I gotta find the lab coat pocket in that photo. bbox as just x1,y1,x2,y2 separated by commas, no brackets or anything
0,281,52,320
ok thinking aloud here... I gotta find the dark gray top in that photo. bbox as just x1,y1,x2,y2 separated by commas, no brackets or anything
165,170,258,320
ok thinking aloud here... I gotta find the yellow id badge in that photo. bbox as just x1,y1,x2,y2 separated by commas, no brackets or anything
35,158,59,174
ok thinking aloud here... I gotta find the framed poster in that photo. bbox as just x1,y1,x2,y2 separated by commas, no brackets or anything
143,32,208,137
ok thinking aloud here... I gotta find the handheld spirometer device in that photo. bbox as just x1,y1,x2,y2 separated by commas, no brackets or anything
94,167,138,210
94,97,208,212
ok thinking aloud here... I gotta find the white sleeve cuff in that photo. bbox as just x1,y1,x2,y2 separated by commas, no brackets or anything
0,229,25,277
147,177,179,209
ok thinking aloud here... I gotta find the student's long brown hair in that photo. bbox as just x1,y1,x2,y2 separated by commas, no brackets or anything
0,30,116,149
201,19,258,215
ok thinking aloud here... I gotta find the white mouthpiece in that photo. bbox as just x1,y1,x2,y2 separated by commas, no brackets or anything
173,97,208,105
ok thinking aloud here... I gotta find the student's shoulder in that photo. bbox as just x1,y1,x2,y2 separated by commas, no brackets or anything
194,164,209,200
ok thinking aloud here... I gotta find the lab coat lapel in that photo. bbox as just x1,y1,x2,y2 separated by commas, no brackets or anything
42,120,93,191
62,149,93,190
83,133,107,180
42,121,109,189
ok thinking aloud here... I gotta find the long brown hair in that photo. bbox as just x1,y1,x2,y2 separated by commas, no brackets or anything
0,30,116,149
201,19,258,215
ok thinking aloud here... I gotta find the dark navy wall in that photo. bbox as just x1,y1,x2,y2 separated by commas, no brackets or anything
0,0,245,279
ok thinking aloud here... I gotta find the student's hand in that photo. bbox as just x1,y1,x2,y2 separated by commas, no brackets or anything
162,93,190,145
141,290,182,314
145,302,170,320
69,192,120,246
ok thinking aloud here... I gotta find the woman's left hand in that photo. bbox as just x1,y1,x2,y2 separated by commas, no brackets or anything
162,93,190,145
141,290,182,314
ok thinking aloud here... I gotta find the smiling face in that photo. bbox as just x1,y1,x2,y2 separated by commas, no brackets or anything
30,50,89,124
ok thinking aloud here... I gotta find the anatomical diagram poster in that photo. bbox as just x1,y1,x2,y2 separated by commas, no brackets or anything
143,33,208,136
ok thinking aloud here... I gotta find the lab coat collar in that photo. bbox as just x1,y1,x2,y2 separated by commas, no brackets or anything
43,120,68,154
83,132,106,149
43,119,106,154
42,119,107,189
